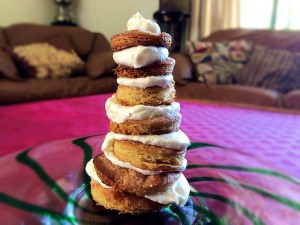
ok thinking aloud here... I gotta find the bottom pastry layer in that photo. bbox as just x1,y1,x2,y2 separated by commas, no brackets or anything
90,179,165,214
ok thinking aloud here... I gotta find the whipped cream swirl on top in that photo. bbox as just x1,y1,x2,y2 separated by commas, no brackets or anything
127,12,161,34
113,12,168,68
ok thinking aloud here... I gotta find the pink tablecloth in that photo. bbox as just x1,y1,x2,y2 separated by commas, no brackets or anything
0,95,110,157
0,94,300,157
1,94,300,224
1,94,300,159
179,99,300,179
1,93,300,178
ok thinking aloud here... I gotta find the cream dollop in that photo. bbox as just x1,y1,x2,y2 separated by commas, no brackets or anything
103,150,171,175
102,131,190,151
113,46,169,68
117,74,174,88
127,12,160,33
105,95,181,123
145,173,190,206
85,159,111,189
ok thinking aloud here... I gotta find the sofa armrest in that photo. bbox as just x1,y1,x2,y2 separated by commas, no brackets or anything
90,33,111,53
281,90,300,110
176,83,281,107
202,28,300,52
170,53,193,85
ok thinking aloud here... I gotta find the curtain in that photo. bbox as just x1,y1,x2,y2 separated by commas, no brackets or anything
190,0,240,41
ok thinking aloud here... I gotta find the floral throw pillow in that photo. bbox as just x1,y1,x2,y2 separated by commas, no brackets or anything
186,40,253,84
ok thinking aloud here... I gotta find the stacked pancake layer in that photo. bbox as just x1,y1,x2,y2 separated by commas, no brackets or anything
86,12,190,214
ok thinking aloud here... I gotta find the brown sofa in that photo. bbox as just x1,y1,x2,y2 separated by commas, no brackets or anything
1,24,300,110
0,23,190,105
175,29,300,110
0,23,118,104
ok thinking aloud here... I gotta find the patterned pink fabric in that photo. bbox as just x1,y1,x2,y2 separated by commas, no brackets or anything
1,94,300,224
1,94,300,165
180,100,300,178
0,95,110,156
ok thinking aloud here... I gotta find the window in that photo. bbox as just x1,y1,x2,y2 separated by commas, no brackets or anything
240,0,300,30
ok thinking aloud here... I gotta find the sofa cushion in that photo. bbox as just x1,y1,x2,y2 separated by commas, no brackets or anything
0,28,7,48
186,40,253,84
0,28,17,80
169,53,193,85
281,90,300,110
4,23,98,59
45,33,74,52
91,33,112,52
0,75,118,104
86,33,119,79
0,48,20,80
86,51,116,79
236,45,300,93
175,83,281,107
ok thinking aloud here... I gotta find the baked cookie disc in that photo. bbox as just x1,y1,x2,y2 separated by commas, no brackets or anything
114,57,175,78
113,140,186,171
116,83,176,106
93,153,181,196
109,114,182,135
91,180,164,214
110,30,172,51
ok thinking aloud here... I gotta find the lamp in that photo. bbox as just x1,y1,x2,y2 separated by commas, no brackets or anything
52,0,77,26
154,10,190,52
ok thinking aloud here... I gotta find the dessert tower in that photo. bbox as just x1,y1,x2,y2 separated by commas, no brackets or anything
86,13,190,214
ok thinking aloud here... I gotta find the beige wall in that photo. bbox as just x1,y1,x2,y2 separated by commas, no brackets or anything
75,0,159,39
0,0,159,40
0,0,55,26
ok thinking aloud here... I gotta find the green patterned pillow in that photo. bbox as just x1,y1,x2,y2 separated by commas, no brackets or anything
186,40,253,84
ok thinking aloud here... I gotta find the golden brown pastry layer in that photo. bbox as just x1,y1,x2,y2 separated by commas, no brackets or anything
110,30,172,51
116,83,176,106
93,153,180,196
114,57,175,78
109,115,181,135
91,180,164,214
113,140,186,171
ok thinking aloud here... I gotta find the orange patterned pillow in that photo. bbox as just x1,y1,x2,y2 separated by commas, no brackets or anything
12,43,85,79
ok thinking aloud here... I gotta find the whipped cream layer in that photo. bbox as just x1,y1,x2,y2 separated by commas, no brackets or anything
103,150,176,175
85,159,111,189
145,173,190,206
117,74,173,88
101,131,190,175
127,12,160,34
113,46,169,68
85,159,190,206
105,95,181,123
102,131,190,151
